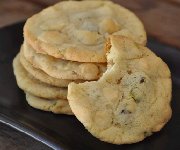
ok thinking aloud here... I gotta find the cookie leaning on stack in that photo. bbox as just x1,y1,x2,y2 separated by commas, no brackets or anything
13,0,147,115
68,36,172,144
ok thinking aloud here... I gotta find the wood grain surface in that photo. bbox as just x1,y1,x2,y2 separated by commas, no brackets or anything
0,0,179,48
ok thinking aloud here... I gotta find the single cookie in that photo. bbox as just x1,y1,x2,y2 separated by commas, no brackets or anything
23,42,106,80
24,0,146,62
68,36,172,144
20,50,83,87
13,54,67,99
26,92,73,115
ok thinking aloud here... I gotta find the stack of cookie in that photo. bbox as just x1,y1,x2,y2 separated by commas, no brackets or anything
13,0,147,115
13,0,172,144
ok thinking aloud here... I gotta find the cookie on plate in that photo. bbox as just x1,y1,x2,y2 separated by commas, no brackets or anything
68,36,172,144
23,42,106,80
26,93,73,115
24,0,146,62
13,54,67,99
20,49,82,87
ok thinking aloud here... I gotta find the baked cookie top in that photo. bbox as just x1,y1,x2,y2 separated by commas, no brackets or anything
68,36,172,144
24,0,146,62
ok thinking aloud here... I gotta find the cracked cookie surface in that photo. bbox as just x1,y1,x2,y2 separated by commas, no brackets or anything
24,0,146,62
68,36,172,144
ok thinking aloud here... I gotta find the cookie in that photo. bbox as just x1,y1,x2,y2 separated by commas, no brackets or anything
24,0,146,62
68,36,172,144
23,42,106,80
26,93,73,115
19,49,82,87
13,54,67,99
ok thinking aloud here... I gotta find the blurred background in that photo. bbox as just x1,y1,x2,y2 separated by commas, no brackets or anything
0,0,179,49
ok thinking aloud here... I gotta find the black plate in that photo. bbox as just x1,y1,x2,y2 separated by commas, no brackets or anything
0,22,180,150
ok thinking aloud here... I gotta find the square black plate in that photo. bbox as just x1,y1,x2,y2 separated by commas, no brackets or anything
0,22,180,150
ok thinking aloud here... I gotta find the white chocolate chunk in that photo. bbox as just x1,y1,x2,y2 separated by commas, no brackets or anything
99,18,120,34
76,30,102,45
38,31,68,44
79,63,99,79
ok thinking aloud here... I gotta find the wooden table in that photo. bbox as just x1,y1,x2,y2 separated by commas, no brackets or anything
0,0,179,149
